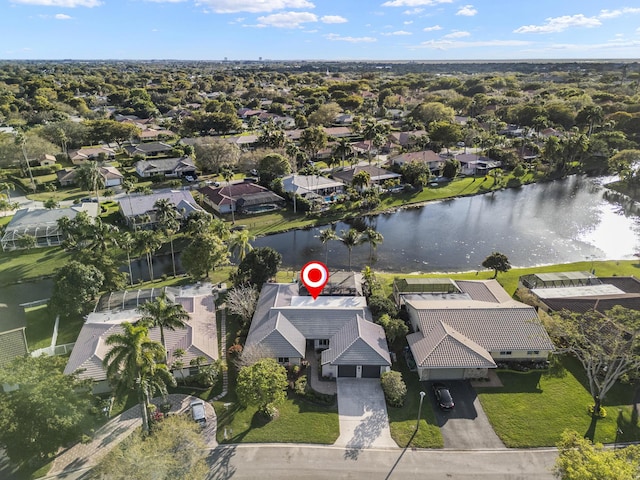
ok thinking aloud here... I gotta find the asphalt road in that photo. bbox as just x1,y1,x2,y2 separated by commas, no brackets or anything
206,445,557,480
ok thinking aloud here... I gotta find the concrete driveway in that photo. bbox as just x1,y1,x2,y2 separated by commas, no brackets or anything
428,380,504,450
334,378,397,450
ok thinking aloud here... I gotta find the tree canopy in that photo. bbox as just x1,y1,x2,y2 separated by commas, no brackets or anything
481,252,511,278
235,247,282,287
236,358,288,417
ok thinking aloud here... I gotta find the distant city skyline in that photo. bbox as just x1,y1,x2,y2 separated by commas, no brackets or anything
2,0,640,60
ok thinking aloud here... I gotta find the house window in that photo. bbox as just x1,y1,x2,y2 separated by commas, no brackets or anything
188,366,199,376
277,357,289,364
499,351,512,356
527,350,540,355
318,339,329,347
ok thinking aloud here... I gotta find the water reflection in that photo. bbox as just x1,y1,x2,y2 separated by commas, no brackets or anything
253,176,640,273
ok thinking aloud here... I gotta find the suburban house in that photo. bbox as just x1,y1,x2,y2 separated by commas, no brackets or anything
1,203,99,251
37,154,57,167
118,190,204,228
281,174,344,201
387,130,427,149
138,128,175,141
396,278,554,381
134,157,196,179
68,147,116,165
124,142,174,157
199,182,285,215
332,165,402,186
390,150,443,171
244,282,391,379
519,271,640,314
455,153,501,176
64,284,218,394
56,165,124,188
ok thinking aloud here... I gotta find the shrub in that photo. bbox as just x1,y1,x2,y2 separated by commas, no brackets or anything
380,370,407,407
294,375,307,395
368,295,398,319
228,343,243,356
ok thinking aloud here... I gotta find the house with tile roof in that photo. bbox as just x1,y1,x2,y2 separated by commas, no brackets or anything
245,283,391,379
134,157,196,178
520,272,640,314
281,174,344,201
64,284,218,394
332,165,401,186
199,182,285,214
456,153,501,176
390,150,443,171
124,141,174,157
68,147,116,165
118,190,204,229
399,279,553,381
56,165,124,188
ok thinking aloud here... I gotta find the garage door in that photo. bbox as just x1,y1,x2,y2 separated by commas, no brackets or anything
428,368,465,380
362,365,381,378
338,365,357,377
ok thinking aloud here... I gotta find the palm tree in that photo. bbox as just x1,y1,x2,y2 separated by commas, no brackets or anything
0,182,15,201
340,228,365,271
137,292,189,363
333,138,353,169
154,199,180,277
228,229,255,262
15,132,35,193
318,228,337,265
103,322,168,434
364,227,384,263
119,231,135,286
134,229,162,281
171,348,187,384
221,167,235,224
76,160,105,203
285,142,301,173
86,217,119,254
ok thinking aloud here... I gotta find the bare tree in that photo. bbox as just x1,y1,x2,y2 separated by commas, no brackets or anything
225,284,259,327
233,344,272,372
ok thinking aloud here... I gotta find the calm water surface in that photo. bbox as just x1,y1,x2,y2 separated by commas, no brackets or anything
253,175,640,273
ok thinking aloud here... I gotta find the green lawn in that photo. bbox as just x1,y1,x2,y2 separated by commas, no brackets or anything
477,357,638,447
24,305,55,350
386,358,444,448
0,247,70,286
213,394,339,444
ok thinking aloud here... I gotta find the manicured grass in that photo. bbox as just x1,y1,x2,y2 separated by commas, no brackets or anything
0,247,70,286
477,357,638,447
386,358,444,448
0,215,12,228
24,305,55,350
213,394,339,444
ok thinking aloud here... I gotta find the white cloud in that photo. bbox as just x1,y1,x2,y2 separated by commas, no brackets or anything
443,30,470,38
321,15,347,24
403,8,423,15
54,13,72,18
416,38,531,49
382,30,412,36
404,20,413,24
514,14,601,34
11,0,101,6
456,4,477,16
598,7,640,19
195,0,314,14
383,0,451,6
145,0,187,3
325,33,376,43
423,24,442,32
257,11,317,28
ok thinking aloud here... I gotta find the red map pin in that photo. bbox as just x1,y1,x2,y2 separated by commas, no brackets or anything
301,261,329,300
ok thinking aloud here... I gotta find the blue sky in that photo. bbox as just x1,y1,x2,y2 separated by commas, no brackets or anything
2,0,640,60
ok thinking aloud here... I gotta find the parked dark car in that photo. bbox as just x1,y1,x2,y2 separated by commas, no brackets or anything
432,382,454,410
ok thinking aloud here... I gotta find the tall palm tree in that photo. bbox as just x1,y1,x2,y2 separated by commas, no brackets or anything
119,231,135,286
285,141,301,173
76,160,105,203
228,229,255,262
332,138,352,169
318,228,337,265
137,292,189,363
86,217,119,254
134,229,162,281
103,322,168,434
15,132,36,193
221,167,235,224
340,228,365,271
154,199,180,277
364,227,384,263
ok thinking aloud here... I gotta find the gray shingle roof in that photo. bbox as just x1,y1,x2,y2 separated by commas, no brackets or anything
321,316,390,366
118,190,203,218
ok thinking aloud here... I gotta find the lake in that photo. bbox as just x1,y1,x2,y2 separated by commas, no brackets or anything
252,175,640,273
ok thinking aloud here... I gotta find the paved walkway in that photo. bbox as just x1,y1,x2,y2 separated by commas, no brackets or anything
306,345,337,395
46,394,215,478
334,378,396,453
212,304,228,401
